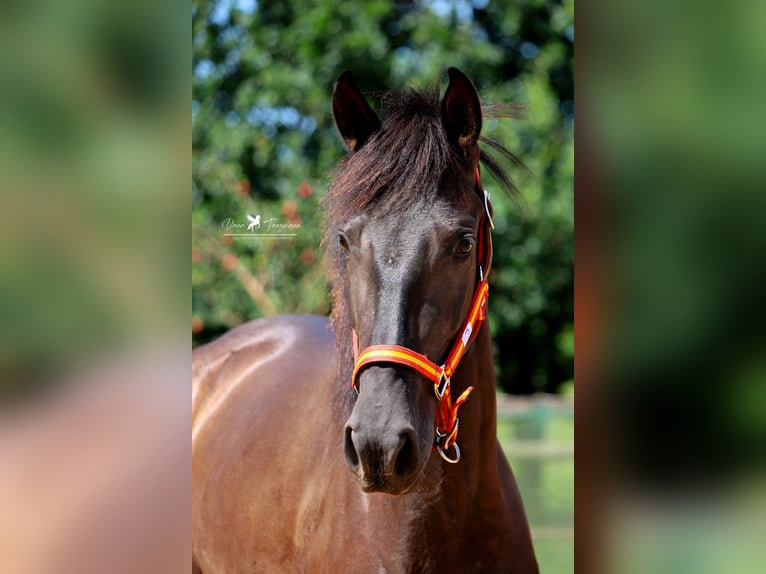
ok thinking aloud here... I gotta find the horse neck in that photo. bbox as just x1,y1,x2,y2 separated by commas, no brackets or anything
326,322,515,564
404,324,536,572
429,321,502,515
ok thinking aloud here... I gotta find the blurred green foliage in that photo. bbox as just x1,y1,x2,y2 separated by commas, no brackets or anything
192,0,573,394
0,0,187,398
498,404,574,573
589,0,766,481
584,2,766,572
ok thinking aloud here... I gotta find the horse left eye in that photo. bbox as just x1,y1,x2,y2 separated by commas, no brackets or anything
338,232,350,251
456,237,474,255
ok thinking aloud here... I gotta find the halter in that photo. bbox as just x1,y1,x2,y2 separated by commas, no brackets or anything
350,167,494,464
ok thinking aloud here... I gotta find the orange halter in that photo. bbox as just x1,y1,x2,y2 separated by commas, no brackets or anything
350,167,494,463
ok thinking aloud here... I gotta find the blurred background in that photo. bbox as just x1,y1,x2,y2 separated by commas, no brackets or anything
0,0,189,572
581,0,766,572
0,0,188,399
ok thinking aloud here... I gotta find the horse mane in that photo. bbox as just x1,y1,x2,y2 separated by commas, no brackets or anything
321,84,525,410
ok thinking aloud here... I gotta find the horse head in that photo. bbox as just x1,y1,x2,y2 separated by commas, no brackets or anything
329,68,489,495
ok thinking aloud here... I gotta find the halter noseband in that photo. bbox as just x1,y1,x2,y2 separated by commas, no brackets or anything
350,167,494,464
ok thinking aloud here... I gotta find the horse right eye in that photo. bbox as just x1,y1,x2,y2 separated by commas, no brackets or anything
338,233,350,251
455,237,474,255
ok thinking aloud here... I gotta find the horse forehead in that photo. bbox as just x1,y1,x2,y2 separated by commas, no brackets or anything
366,211,436,259
370,193,458,234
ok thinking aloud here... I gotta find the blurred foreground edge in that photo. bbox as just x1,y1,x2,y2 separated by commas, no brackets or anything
0,348,190,574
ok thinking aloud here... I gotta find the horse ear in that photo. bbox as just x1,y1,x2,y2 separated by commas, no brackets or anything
441,67,482,159
332,70,380,152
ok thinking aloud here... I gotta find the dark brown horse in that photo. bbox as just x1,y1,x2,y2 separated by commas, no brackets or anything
192,68,538,573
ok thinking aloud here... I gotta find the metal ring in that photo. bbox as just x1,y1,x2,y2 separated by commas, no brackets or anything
436,438,461,464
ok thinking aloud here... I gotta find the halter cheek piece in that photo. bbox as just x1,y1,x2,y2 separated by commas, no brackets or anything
350,167,494,464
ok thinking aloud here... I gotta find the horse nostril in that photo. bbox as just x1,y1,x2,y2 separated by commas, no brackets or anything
393,428,419,478
344,425,360,470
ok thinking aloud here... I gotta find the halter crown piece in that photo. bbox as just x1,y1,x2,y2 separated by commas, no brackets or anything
350,167,494,464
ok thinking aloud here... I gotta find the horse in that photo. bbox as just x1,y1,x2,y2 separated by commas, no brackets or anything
192,68,538,573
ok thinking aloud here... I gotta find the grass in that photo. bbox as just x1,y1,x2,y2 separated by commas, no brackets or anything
497,399,574,573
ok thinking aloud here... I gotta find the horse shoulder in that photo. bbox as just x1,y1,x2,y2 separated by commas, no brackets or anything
192,315,339,573
193,315,333,420
192,314,336,453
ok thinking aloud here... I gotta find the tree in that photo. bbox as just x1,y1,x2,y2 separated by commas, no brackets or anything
192,0,573,394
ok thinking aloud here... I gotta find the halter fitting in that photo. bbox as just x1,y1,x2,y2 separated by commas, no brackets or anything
349,167,494,464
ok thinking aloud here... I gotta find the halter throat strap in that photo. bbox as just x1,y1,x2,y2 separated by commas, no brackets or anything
349,167,494,463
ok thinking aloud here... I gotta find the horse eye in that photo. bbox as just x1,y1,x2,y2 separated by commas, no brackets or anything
456,237,474,255
338,232,350,251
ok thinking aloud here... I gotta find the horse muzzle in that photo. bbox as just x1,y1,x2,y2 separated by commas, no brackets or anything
344,419,420,494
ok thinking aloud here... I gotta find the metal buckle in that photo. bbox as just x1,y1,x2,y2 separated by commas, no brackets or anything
434,368,450,399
